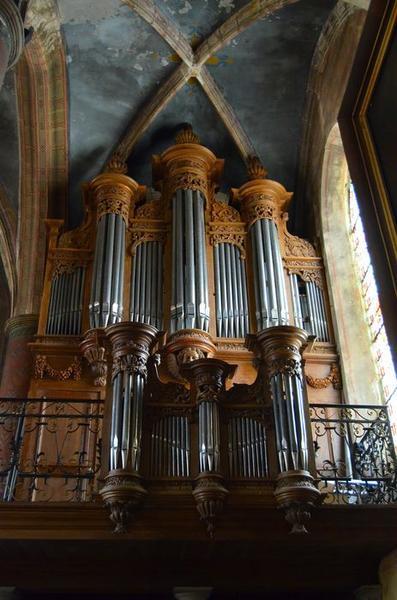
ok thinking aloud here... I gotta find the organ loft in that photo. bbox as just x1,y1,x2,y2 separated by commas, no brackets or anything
10,123,383,535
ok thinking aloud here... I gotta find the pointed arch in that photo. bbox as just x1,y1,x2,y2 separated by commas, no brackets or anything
321,124,381,405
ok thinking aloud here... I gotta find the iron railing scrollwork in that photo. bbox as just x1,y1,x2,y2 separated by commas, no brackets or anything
0,398,103,502
310,403,397,504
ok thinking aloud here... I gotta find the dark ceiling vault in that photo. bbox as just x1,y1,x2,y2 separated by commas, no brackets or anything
59,0,336,227
0,0,340,229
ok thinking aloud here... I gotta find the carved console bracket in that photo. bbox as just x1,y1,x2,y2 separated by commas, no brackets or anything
80,329,108,387
274,470,323,535
192,472,229,538
100,470,147,534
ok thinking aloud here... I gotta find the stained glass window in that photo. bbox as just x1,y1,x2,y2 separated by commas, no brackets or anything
348,183,397,441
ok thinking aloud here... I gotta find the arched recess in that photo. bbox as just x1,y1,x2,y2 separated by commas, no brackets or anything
321,123,381,405
0,183,17,313
293,0,367,238
0,185,15,379
13,0,68,316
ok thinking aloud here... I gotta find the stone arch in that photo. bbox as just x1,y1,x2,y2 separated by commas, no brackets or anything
13,0,68,316
0,183,17,313
321,123,381,405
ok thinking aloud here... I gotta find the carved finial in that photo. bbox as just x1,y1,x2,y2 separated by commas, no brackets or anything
106,153,128,174
175,124,200,145
247,156,267,180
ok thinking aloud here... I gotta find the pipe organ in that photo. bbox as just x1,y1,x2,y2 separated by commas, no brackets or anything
28,126,343,534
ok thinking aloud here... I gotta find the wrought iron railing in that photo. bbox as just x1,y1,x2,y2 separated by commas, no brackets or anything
0,398,103,502
310,403,397,504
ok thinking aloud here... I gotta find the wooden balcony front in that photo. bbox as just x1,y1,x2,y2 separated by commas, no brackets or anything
0,397,395,598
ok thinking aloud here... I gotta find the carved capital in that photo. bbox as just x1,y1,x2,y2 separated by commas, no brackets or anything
89,173,142,225
232,178,292,228
274,470,322,534
100,470,147,533
106,321,159,381
247,326,308,380
5,314,38,340
192,472,228,538
152,140,223,205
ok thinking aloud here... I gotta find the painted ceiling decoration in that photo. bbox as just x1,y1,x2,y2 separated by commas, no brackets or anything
0,0,367,237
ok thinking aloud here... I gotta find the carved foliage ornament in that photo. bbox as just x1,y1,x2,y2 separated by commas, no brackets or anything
167,172,208,201
211,199,241,223
286,265,323,289
243,193,278,227
96,187,131,224
51,256,86,278
306,363,341,390
268,357,303,380
112,354,148,380
34,355,82,381
284,231,317,258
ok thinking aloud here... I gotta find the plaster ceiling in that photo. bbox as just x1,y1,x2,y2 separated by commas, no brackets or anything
0,0,339,227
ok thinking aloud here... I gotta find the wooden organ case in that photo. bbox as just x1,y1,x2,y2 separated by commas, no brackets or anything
27,127,342,534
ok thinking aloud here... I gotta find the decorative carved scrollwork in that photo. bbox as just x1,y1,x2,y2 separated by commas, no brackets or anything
211,199,241,223
286,264,323,289
50,253,88,278
283,231,318,258
112,354,147,380
306,363,341,390
97,187,131,224
34,355,82,381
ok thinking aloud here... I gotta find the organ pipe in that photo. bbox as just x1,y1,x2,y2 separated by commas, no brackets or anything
46,267,85,336
214,243,249,338
289,274,330,342
130,240,164,330
233,159,291,333
88,171,140,329
170,189,209,333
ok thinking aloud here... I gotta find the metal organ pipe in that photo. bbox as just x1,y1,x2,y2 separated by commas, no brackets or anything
46,267,85,336
129,240,164,330
289,274,330,342
170,189,209,333
250,217,289,331
88,172,139,330
214,243,249,338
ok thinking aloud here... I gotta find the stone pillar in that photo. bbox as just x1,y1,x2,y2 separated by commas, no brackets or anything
174,587,213,600
0,0,24,90
380,548,397,600
0,314,38,398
